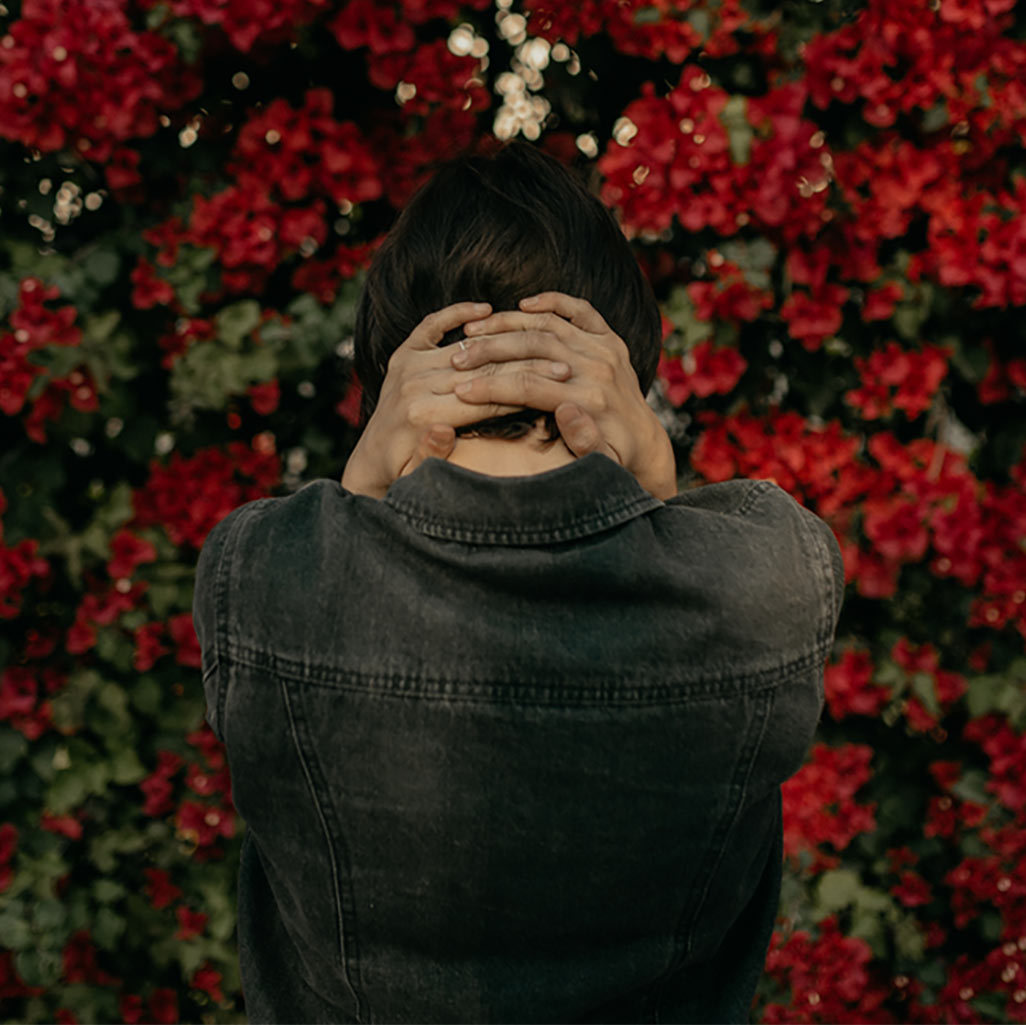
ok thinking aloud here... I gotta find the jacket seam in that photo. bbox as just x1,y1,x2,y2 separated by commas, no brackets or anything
384,493,662,544
279,678,365,1022
657,685,775,996
211,505,256,740
220,643,830,706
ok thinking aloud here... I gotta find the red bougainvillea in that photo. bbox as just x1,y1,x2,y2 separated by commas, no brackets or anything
1,0,1024,1021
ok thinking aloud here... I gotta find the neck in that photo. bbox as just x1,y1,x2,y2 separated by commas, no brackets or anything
446,424,575,477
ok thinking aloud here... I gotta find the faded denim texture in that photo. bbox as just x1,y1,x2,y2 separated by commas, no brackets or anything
193,452,845,1024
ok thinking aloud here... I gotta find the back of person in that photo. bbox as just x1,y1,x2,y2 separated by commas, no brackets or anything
195,451,842,1023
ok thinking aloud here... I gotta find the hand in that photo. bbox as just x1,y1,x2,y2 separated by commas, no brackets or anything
450,292,677,499
341,301,574,498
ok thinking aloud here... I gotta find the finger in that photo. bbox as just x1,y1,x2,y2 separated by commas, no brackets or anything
452,338,574,375
404,302,492,352
408,394,527,429
451,369,583,411
519,292,611,334
554,402,618,462
401,424,456,477
463,310,580,344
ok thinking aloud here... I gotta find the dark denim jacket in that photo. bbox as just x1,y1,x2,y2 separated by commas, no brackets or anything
193,453,844,1024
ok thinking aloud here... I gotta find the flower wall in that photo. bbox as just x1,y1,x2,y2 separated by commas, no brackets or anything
0,0,1024,1021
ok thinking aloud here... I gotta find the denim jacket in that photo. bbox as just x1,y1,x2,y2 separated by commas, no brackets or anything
193,452,844,1024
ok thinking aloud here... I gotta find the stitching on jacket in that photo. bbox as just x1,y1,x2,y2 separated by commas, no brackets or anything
224,643,830,707
279,678,365,1022
385,493,662,544
657,685,775,994
211,503,256,740
733,478,776,518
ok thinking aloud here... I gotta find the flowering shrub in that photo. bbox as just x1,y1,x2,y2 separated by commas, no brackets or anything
0,0,1024,1021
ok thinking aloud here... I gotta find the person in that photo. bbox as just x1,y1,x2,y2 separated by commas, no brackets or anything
193,141,844,1024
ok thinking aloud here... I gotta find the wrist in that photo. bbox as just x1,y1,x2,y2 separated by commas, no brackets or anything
634,420,677,500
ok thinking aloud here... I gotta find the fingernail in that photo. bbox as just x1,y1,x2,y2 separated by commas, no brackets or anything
429,426,451,444
550,361,570,376
455,381,473,394
472,302,490,312
521,296,540,307
452,351,469,366
464,322,483,333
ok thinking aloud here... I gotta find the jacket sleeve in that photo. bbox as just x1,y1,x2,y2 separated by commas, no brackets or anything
192,505,246,741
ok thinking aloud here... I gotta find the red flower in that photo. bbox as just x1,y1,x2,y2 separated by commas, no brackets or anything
147,988,178,1025
40,812,82,840
107,529,158,580
143,867,182,911
140,751,184,818
845,341,951,420
657,343,747,405
779,284,849,351
0,0,201,156
132,440,281,549
823,648,890,720
0,537,50,619
248,380,281,415
891,870,933,907
133,622,170,672
176,800,236,848
118,994,143,1025
781,743,877,869
861,282,904,321
168,612,202,668
175,905,208,941
763,916,890,1022
191,963,224,1003
62,930,119,987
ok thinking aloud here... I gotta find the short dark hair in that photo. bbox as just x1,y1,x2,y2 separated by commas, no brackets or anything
353,140,662,438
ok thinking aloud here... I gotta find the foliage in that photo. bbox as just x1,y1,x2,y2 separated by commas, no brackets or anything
1,0,1025,1021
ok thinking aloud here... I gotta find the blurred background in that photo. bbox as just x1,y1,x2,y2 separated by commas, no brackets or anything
1,0,1025,1021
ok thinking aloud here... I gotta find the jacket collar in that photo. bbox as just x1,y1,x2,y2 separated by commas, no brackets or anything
382,452,663,546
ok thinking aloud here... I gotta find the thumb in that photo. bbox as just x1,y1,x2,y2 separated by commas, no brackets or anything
401,424,456,477
555,402,615,461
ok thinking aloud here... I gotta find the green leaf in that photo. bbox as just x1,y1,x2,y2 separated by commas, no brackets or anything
0,912,32,949
632,5,660,23
109,747,147,785
15,947,63,988
46,769,89,815
816,868,861,910
92,906,126,950
910,671,941,717
893,913,925,962
720,94,752,166
216,300,263,350
950,769,989,805
131,675,164,716
50,669,102,734
82,309,121,344
85,250,121,287
32,898,66,931
93,879,126,903
0,728,29,773
662,284,713,350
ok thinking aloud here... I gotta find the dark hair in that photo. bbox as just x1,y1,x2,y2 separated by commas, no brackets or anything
353,140,662,439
